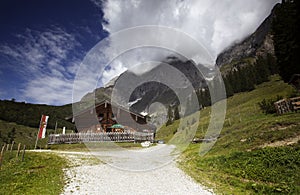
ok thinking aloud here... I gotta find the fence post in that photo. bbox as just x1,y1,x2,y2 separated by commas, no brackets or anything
22,145,26,162
10,141,14,152
0,144,5,169
16,143,21,158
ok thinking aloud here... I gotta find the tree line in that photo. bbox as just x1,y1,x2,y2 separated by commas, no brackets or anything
272,0,299,83
0,100,74,130
223,54,278,98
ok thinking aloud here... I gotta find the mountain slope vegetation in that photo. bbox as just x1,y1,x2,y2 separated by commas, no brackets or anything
0,100,75,148
0,100,74,130
157,76,300,194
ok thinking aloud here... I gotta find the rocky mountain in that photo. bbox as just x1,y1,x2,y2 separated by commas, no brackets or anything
81,3,281,116
216,4,279,69
81,57,209,114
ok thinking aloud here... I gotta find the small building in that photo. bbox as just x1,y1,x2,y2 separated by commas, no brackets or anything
66,100,155,134
290,96,300,112
274,99,291,114
274,96,300,114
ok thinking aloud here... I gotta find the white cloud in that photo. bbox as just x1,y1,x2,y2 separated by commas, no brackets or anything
0,26,81,105
102,0,280,56
22,76,74,105
102,60,127,85
91,0,280,86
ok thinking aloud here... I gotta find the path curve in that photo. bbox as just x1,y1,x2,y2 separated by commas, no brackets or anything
49,145,214,194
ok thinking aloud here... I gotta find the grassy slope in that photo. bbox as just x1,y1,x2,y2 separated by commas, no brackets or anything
158,75,300,194
0,121,49,149
0,120,77,149
0,151,67,195
0,100,74,130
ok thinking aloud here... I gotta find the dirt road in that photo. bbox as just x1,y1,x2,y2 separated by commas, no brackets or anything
54,144,213,195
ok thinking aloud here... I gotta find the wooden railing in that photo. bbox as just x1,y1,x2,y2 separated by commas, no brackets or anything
48,132,154,144
274,96,300,114
290,96,300,111
274,99,291,114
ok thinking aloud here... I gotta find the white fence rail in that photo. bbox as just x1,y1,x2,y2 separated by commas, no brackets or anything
48,132,154,144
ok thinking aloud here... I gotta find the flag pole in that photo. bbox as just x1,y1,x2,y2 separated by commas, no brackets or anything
34,115,43,150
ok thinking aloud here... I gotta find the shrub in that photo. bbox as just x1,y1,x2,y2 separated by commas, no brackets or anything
258,95,283,114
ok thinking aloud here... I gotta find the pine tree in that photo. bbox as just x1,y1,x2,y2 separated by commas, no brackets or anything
174,106,180,120
266,53,278,75
224,77,234,97
232,69,242,93
243,66,255,91
166,105,173,126
272,1,299,82
255,56,270,84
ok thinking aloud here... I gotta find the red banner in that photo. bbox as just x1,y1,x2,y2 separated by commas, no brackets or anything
38,115,49,139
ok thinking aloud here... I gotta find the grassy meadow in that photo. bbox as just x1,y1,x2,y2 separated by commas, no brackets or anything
0,151,67,195
158,75,300,194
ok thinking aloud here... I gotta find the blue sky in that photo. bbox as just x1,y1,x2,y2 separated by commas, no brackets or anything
0,0,107,105
0,0,280,105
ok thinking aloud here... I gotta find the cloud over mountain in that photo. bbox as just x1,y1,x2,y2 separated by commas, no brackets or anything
95,0,280,85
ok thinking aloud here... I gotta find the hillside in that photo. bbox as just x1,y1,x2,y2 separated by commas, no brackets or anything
157,75,300,194
0,100,74,130
0,100,75,148
0,120,74,149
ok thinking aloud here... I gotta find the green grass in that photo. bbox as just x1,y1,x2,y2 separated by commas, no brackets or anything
156,121,180,142
158,75,300,194
179,143,300,194
0,151,67,195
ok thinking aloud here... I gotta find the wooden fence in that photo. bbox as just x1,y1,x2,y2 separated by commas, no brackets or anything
48,132,154,144
290,96,300,112
274,99,291,114
274,96,300,114
0,142,26,169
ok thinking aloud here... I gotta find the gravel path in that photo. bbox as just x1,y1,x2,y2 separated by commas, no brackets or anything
58,145,213,195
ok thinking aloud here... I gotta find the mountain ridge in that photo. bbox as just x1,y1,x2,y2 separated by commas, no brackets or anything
216,3,279,69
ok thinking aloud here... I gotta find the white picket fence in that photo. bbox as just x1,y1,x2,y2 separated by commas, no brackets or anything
48,132,154,144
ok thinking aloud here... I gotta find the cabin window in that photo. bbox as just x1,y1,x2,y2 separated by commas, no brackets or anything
98,113,104,117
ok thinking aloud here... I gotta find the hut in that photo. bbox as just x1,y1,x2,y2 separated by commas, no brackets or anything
66,100,155,134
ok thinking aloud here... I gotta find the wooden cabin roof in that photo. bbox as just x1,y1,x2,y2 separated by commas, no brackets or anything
66,99,147,121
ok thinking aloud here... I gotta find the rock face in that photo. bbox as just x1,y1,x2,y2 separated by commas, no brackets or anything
81,4,280,113
216,4,278,68
82,57,209,113
78,57,218,130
